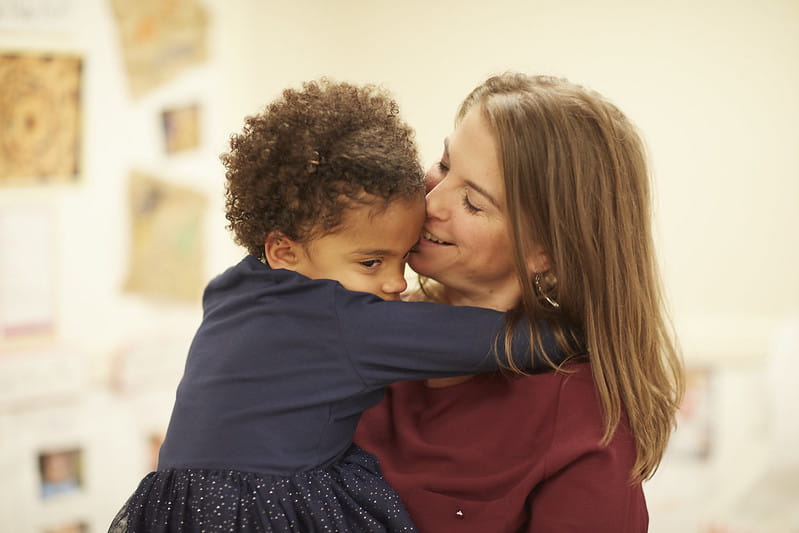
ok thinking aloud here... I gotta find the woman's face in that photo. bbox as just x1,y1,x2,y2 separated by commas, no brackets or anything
409,106,521,308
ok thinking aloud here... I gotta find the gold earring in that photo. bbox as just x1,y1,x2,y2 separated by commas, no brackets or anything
534,272,560,309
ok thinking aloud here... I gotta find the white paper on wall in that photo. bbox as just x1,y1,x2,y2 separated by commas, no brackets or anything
0,205,55,339
0,347,85,410
0,0,80,31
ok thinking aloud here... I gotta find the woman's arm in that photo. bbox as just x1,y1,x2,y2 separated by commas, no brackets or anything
526,368,648,533
526,448,648,533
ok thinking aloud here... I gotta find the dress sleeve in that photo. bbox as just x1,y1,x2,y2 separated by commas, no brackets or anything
333,285,559,387
526,372,648,532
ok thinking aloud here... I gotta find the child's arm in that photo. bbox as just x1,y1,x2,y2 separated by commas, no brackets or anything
333,285,575,387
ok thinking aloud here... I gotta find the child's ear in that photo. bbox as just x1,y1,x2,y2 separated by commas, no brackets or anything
264,231,301,269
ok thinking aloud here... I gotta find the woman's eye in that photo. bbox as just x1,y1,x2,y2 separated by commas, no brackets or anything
360,259,382,268
437,161,450,172
462,191,481,213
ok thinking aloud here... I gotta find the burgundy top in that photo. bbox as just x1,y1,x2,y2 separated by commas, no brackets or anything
354,363,648,533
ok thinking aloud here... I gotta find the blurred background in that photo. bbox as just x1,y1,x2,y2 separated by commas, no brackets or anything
0,0,797,531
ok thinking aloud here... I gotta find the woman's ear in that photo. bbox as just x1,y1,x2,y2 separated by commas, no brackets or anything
526,245,551,275
264,231,300,270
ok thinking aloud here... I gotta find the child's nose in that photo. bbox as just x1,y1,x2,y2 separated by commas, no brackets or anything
382,274,408,300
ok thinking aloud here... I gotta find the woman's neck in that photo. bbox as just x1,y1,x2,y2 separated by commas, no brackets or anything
424,283,519,389
441,284,518,312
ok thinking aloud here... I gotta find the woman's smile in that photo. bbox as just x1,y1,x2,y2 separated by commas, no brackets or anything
420,229,452,246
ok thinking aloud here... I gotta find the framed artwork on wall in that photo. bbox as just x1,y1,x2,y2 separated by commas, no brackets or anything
124,171,207,303
38,448,83,500
161,103,201,154
109,0,208,98
0,52,82,185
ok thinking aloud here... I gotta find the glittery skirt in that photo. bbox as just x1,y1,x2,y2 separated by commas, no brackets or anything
108,445,417,532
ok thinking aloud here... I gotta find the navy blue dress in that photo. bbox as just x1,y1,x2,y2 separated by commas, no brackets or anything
109,256,550,532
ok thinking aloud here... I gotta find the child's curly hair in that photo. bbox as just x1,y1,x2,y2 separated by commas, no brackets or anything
222,78,424,260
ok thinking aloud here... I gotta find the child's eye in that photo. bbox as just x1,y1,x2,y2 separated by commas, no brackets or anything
360,259,382,268
462,191,481,213
437,161,450,172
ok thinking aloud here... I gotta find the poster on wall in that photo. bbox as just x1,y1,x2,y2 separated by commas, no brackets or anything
0,205,55,339
162,103,200,154
0,52,82,185
109,0,208,98
124,171,207,302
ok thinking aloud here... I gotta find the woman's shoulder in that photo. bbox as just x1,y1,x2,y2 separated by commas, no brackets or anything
510,363,623,435
549,362,596,394
411,364,600,422
544,363,635,448
512,362,594,393
494,363,638,486
533,363,609,411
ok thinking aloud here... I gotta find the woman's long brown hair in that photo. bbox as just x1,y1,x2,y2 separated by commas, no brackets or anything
458,73,684,481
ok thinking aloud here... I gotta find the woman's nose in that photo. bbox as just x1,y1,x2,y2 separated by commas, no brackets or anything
425,179,450,220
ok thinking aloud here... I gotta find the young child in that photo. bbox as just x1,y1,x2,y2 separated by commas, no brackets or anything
109,80,562,532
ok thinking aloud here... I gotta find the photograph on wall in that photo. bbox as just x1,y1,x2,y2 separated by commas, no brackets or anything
162,103,200,154
124,171,207,302
110,0,208,97
670,366,714,460
0,52,81,184
0,205,55,339
38,448,83,500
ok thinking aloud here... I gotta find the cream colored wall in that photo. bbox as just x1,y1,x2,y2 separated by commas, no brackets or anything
229,0,799,359
0,0,796,531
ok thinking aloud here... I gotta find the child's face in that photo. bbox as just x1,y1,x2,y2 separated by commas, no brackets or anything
293,195,425,300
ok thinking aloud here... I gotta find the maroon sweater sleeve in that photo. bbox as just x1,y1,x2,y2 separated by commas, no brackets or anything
355,363,648,533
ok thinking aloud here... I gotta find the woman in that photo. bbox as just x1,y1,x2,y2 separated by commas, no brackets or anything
355,72,685,532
